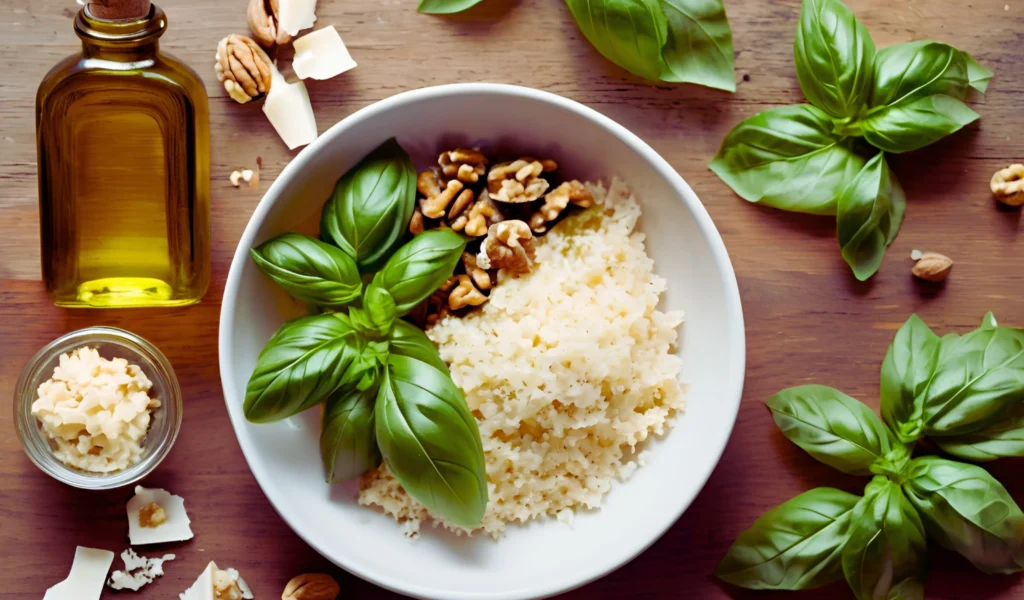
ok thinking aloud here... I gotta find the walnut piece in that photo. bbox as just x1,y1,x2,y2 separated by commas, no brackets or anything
138,502,167,528
912,252,953,282
449,274,488,310
479,220,535,275
529,180,594,232
409,209,425,235
450,190,503,237
991,164,1024,207
417,170,466,219
487,158,556,203
440,148,488,183
247,0,290,47
462,252,492,291
282,573,341,600
215,34,273,104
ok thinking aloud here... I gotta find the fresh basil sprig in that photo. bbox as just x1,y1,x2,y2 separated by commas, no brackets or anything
246,139,487,527
711,0,990,279
718,313,1024,596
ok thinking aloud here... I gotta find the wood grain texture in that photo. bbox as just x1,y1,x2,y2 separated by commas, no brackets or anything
1,0,1022,598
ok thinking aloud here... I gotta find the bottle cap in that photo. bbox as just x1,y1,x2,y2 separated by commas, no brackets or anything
88,0,152,20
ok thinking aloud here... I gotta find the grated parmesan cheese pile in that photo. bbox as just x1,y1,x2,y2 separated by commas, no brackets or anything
359,179,686,537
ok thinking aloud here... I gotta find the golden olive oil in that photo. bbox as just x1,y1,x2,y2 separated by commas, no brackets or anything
36,3,210,308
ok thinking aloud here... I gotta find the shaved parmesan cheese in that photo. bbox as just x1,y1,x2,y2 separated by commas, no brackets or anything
180,562,253,600
263,66,318,150
44,546,114,600
108,549,175,591
278,0,317,36
292,26,357,80
127,486,194,545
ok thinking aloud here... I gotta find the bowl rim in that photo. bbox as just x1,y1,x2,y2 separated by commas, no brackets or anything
218,82,745,600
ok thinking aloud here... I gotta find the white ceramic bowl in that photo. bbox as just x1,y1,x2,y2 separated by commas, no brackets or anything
219,83,745,599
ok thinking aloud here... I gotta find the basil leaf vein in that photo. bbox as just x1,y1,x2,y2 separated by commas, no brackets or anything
794,0,875,119
250,233,362,308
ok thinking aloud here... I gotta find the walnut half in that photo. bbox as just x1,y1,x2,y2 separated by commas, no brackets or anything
529,180,594,232
214,34,273,104
478,220,536,275
418,170,470,219
487,158,557,203
450,190,503,237
440,148,488,183
449,274,488,310
991,164,1024,206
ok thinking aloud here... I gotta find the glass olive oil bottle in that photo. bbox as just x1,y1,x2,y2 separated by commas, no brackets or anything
36,1,210,308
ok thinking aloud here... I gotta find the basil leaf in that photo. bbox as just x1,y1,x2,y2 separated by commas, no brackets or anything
766,385,898,476
904,456,1024,574
320,138,417,272
350,284,397,339
919,325,1024,437
964,51,993,93
710,104,865,215
371,229,466,317
860,94,979,154
880,315,941,443
934,403,1024,463
870,41,970,108
715,487,860,590
563,0,668,82
657,0,735,92
837,153,906,281
793,0,875,119
244,314,365,423
388,319,448,374
249,233,362,308
417,0,483,14
375,354,487,528
842,477,928,600
320,385,381,482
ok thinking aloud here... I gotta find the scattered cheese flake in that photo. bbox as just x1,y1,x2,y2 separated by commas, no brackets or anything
180,562,253,600
556,508,575,528
44,546,114,600
241,169,254,182
127,486,194,545
229,170,244,187
910,249,923,260
292,26,358,80
263,66,318,150
227,568,254,599
108,549,176,591
278,0,317,36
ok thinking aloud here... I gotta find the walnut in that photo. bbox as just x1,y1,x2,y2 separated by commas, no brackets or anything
417,170,466,219
529,180,594,232
409,209,425,235
247,0,290,47
479,220,535,275
487,158,556,203
991,164,1024,206
912,252,953,282
440,148,488,183
215,34,273,104
450,190,503,237
462,252,492,291
423,280,456,327
138,502,167,528
449,274,488,310
282,573,341,600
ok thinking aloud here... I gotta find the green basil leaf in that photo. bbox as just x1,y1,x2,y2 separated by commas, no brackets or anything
963,51,993,93
320,385,381,482
934,403,1024,463
244,314,366,423
372,229,466,317
880,315,941,443
320,138,417,272
374,354,487,528
981,311,1000,330
793,0,875,119
919,325,1024,437
870,41,970,108
350,284,397,339
904,456,1024,574
657,0,735,92
842,477,928,600
766,385,898,476
417,0,483,14
860,95,979,154
837,153,906,281
715,487,860,589
710,104,865,215
388,319,448,374
249,233,362,308
563,0,668,82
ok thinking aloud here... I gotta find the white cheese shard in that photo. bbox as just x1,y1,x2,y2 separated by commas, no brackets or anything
292,26,358,80
44,546,114,600
127,485,194,545
180,562,253,600
278,0,317,36
108,549,176,591
263,66,318,150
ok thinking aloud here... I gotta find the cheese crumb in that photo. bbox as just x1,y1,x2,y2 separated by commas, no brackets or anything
31,347,160,473
180,562,253,600
107,549,175,591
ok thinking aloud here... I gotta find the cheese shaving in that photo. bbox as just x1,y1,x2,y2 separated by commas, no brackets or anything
180,562,253,600
263,66,318,150
44,546,114,600
292,26,357,80
107,549,175,591
278,0,317,36
127,486,194,545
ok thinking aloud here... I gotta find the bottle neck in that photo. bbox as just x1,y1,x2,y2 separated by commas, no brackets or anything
75,4,166,61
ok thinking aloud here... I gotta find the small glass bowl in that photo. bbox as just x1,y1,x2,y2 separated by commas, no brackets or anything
14,326,182,490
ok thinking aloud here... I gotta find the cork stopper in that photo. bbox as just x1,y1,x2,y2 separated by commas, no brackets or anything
88,0,151,20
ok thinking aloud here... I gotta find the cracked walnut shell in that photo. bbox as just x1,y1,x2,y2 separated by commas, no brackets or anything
991,164,1024,207
487,158,557,203
479,220,535,275
215,34,273,104
247,0,291,47
529,180,594,232
282,573,341,600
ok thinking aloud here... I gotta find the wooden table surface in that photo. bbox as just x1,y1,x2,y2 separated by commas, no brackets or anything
2,0,1022,598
